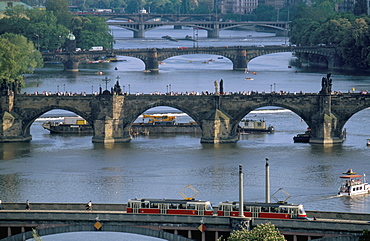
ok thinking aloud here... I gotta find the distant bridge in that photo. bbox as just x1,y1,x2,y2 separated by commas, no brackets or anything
107,21,289,38
74,12,290,38
0,203,368,241
41,45,340,72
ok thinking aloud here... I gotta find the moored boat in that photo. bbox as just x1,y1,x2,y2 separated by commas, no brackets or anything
238,119,274,134
293,128,311,143
338,169,370,196
42,117,93,134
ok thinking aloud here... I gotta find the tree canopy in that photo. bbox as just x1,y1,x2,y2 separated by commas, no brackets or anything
219,222,286,241
0,33,43,83
289,3,370,69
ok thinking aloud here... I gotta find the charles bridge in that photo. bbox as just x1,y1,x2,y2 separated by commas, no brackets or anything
0,75,368,145
41,45,340,72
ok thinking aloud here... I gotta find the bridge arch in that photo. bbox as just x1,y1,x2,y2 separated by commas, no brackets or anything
233,102,314,131
4,224,192,241
126,105,202,131
22,107,94,140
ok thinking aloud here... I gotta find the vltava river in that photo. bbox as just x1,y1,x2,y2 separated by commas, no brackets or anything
3,26,370,240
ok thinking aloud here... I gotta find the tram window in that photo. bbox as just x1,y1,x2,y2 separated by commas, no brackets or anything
261,207,269,212
279,208,288,213
244,206,251,212
187,204,195,209
170,204,176,209
179,204,184,209
150,203,158,208
233,205,239,211
271,207,278,213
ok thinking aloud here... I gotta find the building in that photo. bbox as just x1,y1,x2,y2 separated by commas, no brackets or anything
0,0,32,18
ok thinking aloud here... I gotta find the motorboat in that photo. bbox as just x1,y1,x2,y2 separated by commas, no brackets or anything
338,169,370,196
293,128,311,143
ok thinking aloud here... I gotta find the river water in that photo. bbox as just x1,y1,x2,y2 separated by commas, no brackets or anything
3,26,370,240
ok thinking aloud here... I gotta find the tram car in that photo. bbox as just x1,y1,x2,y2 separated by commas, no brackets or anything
127,198,214,216
217,201,307,219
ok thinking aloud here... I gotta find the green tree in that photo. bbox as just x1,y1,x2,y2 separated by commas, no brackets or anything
45,0,72,27
219,222,286,241
0,33,43,84
73,16,114,50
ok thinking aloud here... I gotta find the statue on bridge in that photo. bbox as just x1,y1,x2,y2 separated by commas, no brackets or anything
214,80,219,94
1,79,21,95
320,73,332,94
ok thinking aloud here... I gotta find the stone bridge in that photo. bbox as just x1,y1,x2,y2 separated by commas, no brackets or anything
41,45,339,72
0,76,368,144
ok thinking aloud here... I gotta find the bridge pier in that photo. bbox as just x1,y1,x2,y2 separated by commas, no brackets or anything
200,108,238,143
0,95,32,142
146,49,159,72
309,90,344,144
64,59,80,72
233,49,248,71
207,25,220,38
134,25,145,38
91,95,132,143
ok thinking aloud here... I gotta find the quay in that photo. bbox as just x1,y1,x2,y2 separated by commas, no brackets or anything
0,202,368,241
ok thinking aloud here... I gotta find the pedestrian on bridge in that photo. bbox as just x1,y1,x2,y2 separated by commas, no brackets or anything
86,201,92,211
26,200,30,210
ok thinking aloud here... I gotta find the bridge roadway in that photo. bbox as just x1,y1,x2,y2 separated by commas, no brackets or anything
0,203,368,241
41,45,339,72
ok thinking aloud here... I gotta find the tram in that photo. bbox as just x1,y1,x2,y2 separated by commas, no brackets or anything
127,198,214,216
217,201,307,219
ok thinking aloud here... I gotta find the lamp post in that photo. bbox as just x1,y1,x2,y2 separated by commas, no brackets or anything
166,85,168,93
92,85,94,94
128,84,130,94
35,34,40,51
169,84,172,93
63,84,65,92
57,85,59,92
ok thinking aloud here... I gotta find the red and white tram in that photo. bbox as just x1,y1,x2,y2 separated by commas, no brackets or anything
217,201,307,219
127,198,214,216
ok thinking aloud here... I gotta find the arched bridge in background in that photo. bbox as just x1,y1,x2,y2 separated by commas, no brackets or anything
41,45,340,72
73,12,290,38
107,21,289,38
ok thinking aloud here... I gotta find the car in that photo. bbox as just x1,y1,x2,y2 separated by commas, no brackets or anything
317,43,326,46
178,47,188,49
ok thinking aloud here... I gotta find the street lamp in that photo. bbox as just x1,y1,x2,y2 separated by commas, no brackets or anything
166,85,168,93
92,85,94,94
169,84,171,93
57,85,59,92
35,34,40,51
63,84,65,92
128,84,130,94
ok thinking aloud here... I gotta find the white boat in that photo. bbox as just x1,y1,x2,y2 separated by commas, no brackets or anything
338,169,370,196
